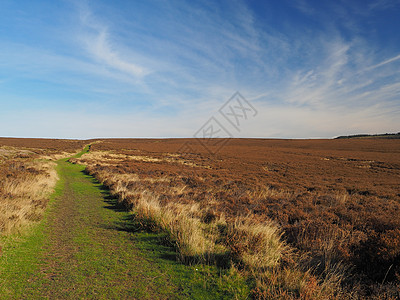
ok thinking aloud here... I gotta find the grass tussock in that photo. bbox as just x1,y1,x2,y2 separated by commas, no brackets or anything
226,216,287,270
0,148,58,235
94,171,221,262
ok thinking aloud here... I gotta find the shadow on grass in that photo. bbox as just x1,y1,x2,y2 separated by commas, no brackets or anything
79,168,236,270
79,169,181,263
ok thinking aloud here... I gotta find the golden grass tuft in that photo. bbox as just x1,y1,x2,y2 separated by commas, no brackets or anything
0,160,58,234
226,215,288,271
116,187,220,262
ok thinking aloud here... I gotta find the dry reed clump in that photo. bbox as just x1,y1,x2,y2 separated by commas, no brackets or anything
225,216,288,271
90,170,222,262
223,215,346,299
0,159,58,234
157,203,221,262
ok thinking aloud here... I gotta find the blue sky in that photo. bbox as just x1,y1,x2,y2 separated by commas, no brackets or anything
0,0,399,138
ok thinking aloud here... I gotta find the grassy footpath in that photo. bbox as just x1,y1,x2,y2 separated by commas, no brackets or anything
0,147,249,299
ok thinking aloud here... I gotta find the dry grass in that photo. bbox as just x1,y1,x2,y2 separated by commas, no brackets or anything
226,215,287,270
2,138,397,297
74,151,345,299
0,148,58,234
71,150,211,169
0,147,35,162
87,168,220,262
39,152,74,161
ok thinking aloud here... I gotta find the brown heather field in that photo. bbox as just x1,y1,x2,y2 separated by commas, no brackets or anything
0,138,87,153
1,137,399,298
0,138,87,234
70,138,400,299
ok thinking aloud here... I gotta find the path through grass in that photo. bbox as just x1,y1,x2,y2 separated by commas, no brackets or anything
0,147,249,299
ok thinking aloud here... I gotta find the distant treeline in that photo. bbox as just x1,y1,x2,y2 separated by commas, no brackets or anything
335,132,400,139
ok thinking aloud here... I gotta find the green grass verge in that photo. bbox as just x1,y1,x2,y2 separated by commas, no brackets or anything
0,162,65,298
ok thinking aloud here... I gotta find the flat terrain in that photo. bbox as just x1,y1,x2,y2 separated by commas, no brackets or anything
1,137,399,299
81,138,400,298
0,138,87,152
1,146,247,299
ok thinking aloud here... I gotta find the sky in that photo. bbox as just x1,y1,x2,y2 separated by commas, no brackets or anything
0,0,399,139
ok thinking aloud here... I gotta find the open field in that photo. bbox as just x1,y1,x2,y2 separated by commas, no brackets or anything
1,147,247,298
0,138,88,153
0,141,249,298
71,138,400,298
1,137,399,298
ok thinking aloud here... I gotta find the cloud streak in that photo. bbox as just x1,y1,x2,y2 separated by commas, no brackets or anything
363,53,400,72
77,3,149,79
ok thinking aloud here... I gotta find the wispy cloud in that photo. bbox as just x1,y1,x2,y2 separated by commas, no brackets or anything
77,2,149,79
368,0,400,11
363,53,400,72
0,0,399,138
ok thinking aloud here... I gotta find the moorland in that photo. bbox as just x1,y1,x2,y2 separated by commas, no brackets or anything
1,137,399,299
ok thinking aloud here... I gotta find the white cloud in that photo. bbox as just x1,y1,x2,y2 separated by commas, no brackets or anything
88,29,147,77
362,53,400,72
77,3,149,79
